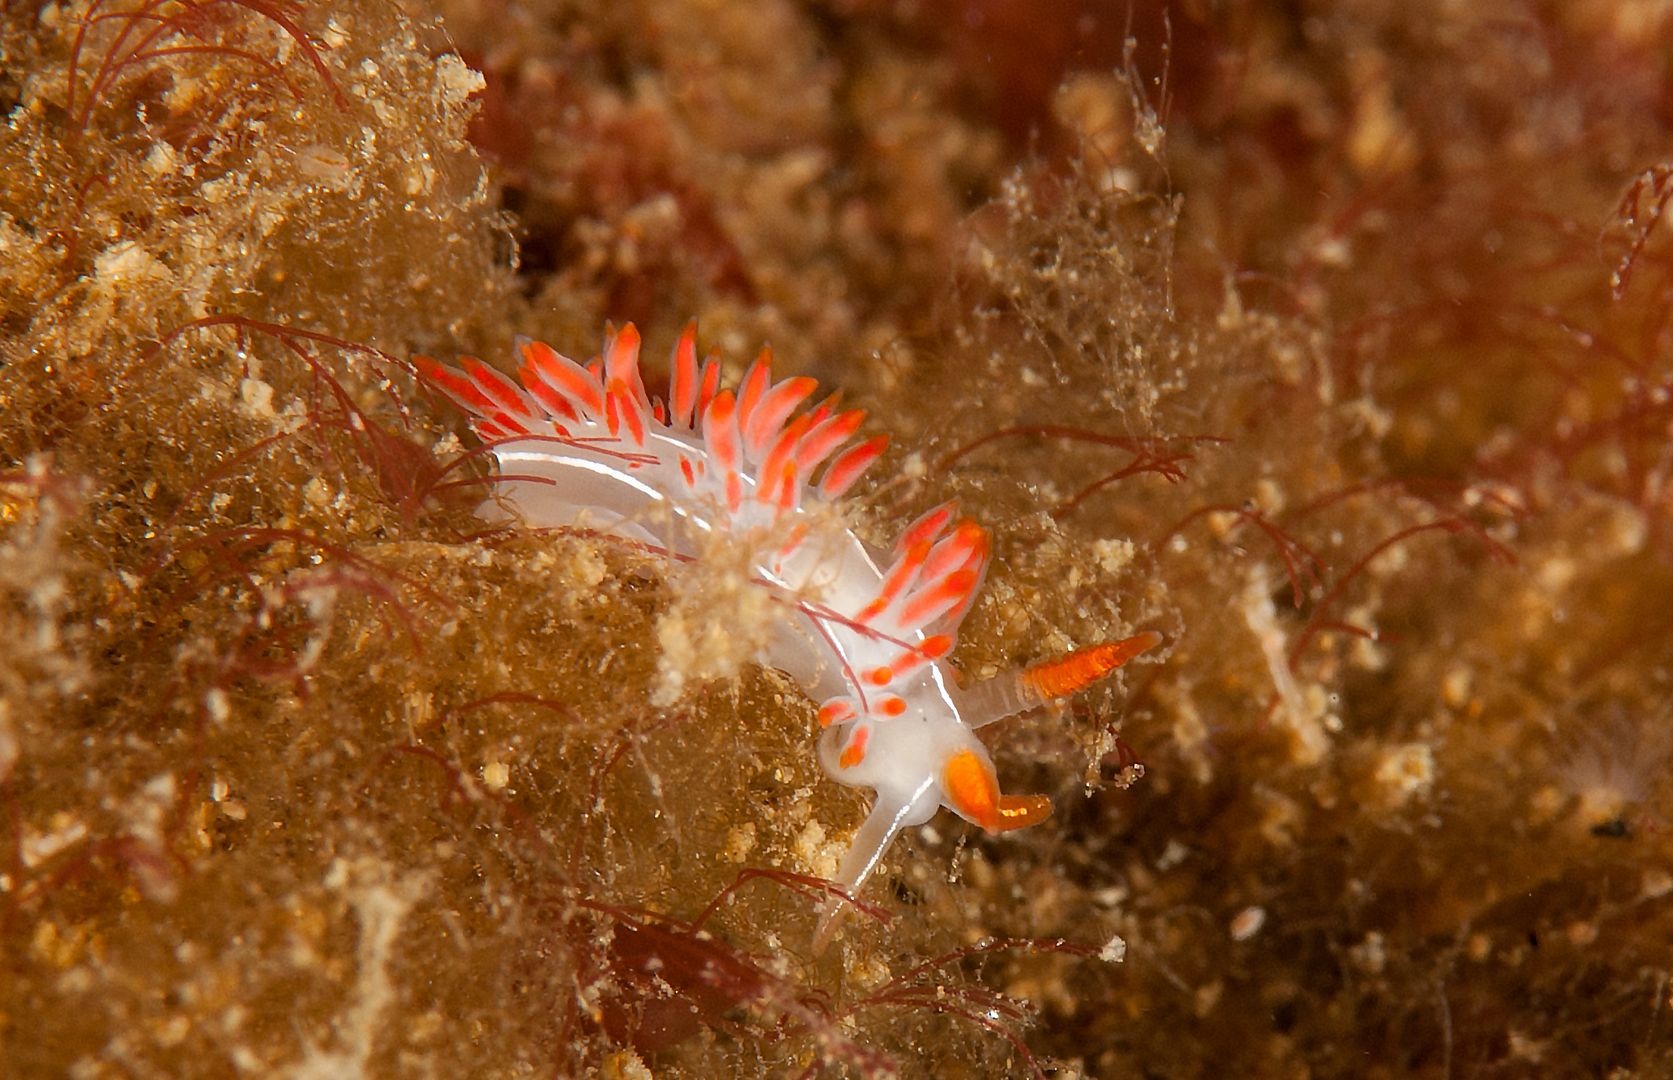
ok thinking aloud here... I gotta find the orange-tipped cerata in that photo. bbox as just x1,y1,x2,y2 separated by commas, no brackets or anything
1020,630,1163,702
942,748,1000,832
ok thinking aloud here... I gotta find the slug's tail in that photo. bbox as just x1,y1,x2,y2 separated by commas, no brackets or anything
812,792,922,954
812,758,1055,952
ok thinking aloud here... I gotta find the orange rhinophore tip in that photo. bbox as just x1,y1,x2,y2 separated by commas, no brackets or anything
997,793,1053,832
1021,631,1163,702
943,748,1000,832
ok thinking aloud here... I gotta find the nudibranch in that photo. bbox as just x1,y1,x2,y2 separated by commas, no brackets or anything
418,323,1158,946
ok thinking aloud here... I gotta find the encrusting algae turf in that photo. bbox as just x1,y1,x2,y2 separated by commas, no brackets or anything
4,0,1673,1076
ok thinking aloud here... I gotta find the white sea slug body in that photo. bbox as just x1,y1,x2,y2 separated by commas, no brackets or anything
419,323,1158,944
